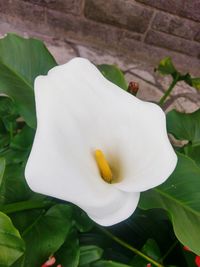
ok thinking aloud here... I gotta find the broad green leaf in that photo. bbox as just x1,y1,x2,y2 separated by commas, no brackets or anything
10,125,35,151
0,96,18,147
92,261,132,267
10,256,24,267
10,209,47,234
0,158,5,187
0,149,29,165
0,133,9,149
184,144,200,167
22,204,73,267
98,64,128,90
79,245,103,266
55,228,79,267
73,207,94,232
156,57,177,76
0,125,35,165
167,109,200,146
0,97,17,119
139,153,200,255
0,212,25,266
0,164,33,205
0,33,57,128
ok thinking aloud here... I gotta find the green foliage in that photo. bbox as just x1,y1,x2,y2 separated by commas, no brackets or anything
21,204,73,267
0,33,57,128
140,153,200,255
167,109,200,166
0,33,198,267
0,158,5,187
189,77,200,90
0,164,33,205
79,245,103,266
0,212,25,266
55,228,80,267
156,57,177,76
156,57,200,107
92,261,132,267
130,239,161,266
98,64,128,90
167,109,200,146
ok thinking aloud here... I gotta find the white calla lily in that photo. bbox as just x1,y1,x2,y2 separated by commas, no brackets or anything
25,58,177,226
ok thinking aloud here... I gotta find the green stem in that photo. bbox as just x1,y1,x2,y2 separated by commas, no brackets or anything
0,199,54,214
159,75,180,106
160,240,178,262
99,227,165,267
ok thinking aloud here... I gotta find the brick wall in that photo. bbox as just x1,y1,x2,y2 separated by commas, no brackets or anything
0,0,200,68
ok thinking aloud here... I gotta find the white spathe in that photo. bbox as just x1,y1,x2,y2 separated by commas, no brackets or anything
25,57,177,226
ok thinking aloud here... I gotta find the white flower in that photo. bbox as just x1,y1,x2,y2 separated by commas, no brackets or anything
25,58,177,226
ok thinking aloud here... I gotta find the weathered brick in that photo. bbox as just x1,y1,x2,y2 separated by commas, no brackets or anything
152,12,199,40
46,9,123,45
136,0,182,15
195,30,200,42
84,0,153,33
0,0,45,25
145,30,200,58
46,9,141,45
21,0,84,15
181,1,200,23
136,0,200,22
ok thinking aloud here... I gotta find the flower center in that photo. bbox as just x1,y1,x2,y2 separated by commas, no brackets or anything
95,149,113,183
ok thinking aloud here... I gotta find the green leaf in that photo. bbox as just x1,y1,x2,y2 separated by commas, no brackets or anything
0,97,17,119
10,209,47,234
0,149,29,165
167,109,200,147
92,261,132,267
73,207,94,232
79,245,103,266
184,75,200,90
156,57,177,76
0,164,33,205
0,33,57,128
183,144,200,167
22,204,73,267
0,134,10,149
0,212,25,266
0,96,18,145
130,239,161,267
139,153,200,255
0,158,5,187
98,64,128,90
55,228,80,267
10,125,35,151
190,78,200,90
0,125,35,166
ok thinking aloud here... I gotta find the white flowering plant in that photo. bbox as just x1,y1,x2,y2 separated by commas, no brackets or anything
0,33,200,267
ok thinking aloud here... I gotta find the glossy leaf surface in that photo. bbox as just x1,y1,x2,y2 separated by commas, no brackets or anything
140,153,200,255
98,64,128,90
0,33,57,128
0,212,25,266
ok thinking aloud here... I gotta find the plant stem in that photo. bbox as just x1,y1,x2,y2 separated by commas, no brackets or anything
0,199,54,214
159,74,180,106
99,227,165,267
160,240,179,262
